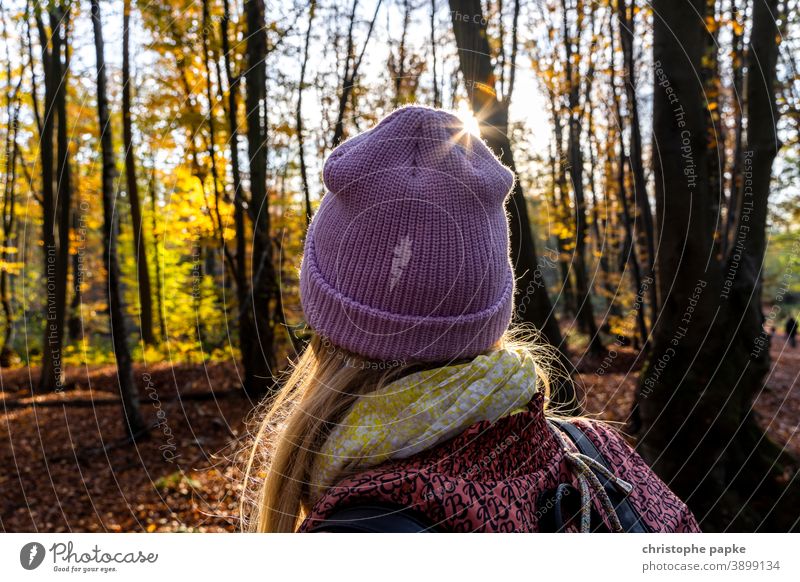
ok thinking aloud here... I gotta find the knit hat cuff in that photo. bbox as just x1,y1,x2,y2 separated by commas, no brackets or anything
300,235,515,363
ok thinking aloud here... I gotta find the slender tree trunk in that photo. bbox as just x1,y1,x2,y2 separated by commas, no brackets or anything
243,0,277,397
610,12,648,349
701,0,725,257
597,108,623,318
219,0,250,360
722,0,748,255
550,104,578,318
391,0,411,107
562,0,602,354
547,136,577,320
331,0,383,147
22,1,42,136
67,188,82,341
297,0,316,225
90,0,147,440
53,6,72,380
200,0,235,281
586,99,613,325
35,7,62,392
448,0,574,407
617,0,658,325
614,124,647,351
1,60,20,366
583,2,614,331
122,0,155,345
148,168,166,341
430,0,440,107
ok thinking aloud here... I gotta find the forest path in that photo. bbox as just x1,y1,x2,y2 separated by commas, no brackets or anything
1,341,797,531
579,340,800,459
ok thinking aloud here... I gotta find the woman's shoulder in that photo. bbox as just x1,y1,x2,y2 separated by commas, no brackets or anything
564,417,702,533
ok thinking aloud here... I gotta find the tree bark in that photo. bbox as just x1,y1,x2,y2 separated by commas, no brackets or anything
35,5,64,392
548,92,578,319
201,0,235,285
610,10,648,354
243,0,277,397
1,46,20,366
639,0,717,518
219,0,250,361
638,0,796,531
122,0,155,345
700,0,725,258
448,0,574,407
148,167,166,341
331,0,383,147
722,0,749,255
90,0,147,441
297,0,316,225
67,188,82,341
561,0,603,354
430,0,440,107
391,0,411,107
585,97,613,327
616,0,658,325
53,6,72,383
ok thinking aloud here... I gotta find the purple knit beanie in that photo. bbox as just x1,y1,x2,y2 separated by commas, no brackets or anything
300,106,516,362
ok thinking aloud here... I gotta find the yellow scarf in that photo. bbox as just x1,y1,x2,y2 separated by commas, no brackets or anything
310,348,538,500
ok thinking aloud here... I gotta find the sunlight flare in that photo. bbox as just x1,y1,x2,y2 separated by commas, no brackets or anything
455,101,482,138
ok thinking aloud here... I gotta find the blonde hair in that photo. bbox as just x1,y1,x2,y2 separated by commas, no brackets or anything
241,326,563,532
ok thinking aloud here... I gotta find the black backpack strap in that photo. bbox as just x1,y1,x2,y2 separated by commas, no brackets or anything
538,483,614,533
550,419,651,533
307,504,436,533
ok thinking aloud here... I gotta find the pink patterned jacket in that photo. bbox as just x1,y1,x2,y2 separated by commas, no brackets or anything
300,393,701,533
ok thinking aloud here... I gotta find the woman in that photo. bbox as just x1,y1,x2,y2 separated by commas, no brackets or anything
243,106,700,533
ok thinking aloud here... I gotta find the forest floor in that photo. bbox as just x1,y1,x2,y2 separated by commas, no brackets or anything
1,339,798,532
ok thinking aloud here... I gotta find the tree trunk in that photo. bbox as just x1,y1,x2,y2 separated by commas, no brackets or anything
219,0,251,364
67,190,82,341
53,6,72,382
297,0,316,225
549,100,578,318
448,0,574,407
147,168,167,341
610,11,648,357
331,0,383,147
1,58,20,366
585,99,613,326
638,0,717,518
391,0,411,107
90,0,147,441
243,0,277,397
700,0,725,257
430,0,440,107
562,0,602,354
201,0,235,286
616,0,658,327
722,0,748,255
122,0,155,345
35,7,63,392
638,0,796,531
